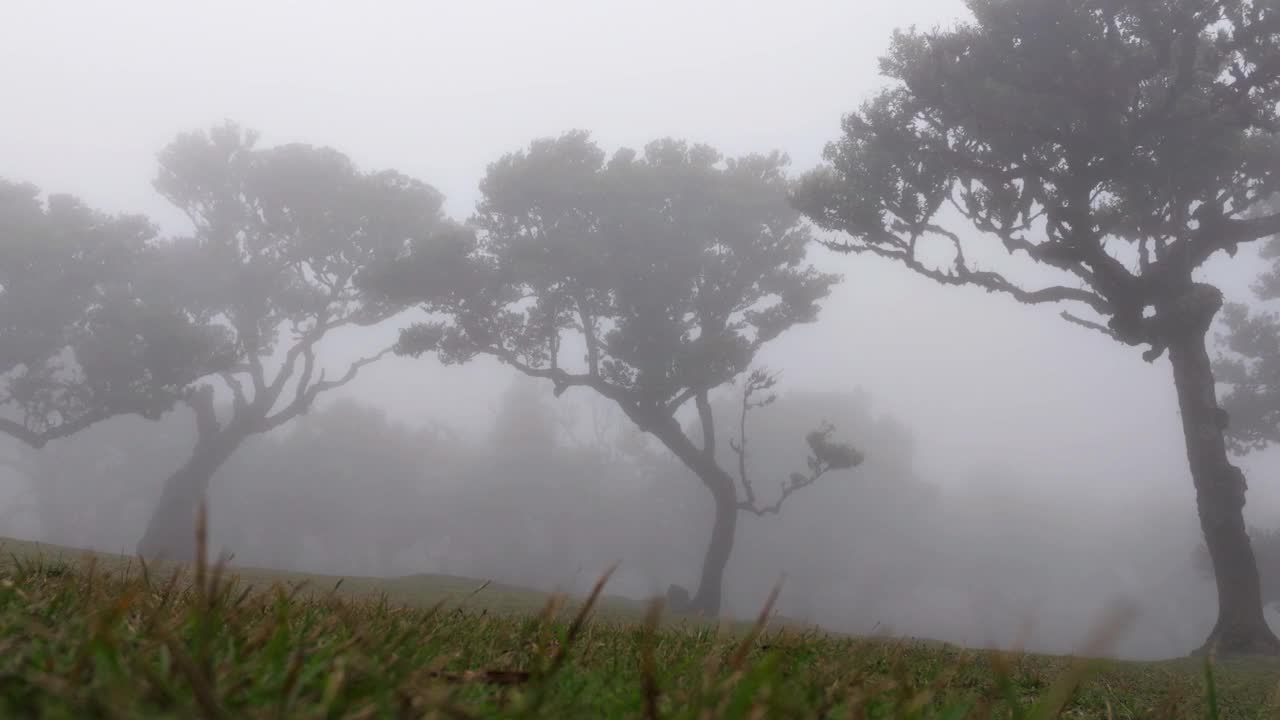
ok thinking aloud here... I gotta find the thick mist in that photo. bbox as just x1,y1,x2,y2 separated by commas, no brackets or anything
4,0,1280,663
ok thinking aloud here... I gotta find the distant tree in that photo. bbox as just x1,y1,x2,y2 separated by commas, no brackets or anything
795,0,1280,655
134,122,452,560
213,398,436,574
366,132,862,614
0,180,227,448
489,376,562,462
1217,234,1280,453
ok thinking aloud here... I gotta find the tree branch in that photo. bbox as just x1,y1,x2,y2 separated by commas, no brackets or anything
820,232,1112,316
256,347,392,434
740,466,831,517
695,390,715,459
0,410,114,450
1060,311,1120,340
729,369,777,515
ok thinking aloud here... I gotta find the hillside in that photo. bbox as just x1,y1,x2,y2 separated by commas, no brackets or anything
2,534,1279,717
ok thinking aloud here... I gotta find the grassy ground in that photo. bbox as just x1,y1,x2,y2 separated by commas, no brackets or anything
2,535,1279,718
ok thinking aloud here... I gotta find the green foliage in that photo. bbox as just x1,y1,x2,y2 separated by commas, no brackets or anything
150,122,449,431
0,179,229,447
796,0,1280,356
368,131,837,413
805,423,864,472
0,555,1275,718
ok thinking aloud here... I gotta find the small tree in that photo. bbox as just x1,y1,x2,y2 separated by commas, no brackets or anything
134,123,451,560
0,180,227,448
366,132,862,614
795,0,1280,654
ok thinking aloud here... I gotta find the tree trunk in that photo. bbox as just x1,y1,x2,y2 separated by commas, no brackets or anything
691,480,738,615
645,417,740,617
1166,310,1280,656
135,431,242,561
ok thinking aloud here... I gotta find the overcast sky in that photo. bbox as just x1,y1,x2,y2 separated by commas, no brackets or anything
4,0,1278,522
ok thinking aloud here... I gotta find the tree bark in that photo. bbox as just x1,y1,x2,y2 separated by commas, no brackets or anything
645,416,740,616
1165,287,1280,656
135,430,243,561
691,479,738,615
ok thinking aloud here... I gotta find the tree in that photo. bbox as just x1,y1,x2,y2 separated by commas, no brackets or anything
134,122,451,560
1217,234,1280,451
0,180,227,448
366,132,861,614
794,0,1280,655
1196,525,1280,613
691,386,930,618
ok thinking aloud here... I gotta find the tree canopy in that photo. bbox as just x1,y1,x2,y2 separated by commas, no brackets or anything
0,180,228,448
147,122,439,435
375,131,836,423
796,0,1280,353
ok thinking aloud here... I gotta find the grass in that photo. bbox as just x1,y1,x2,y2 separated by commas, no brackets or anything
2,531,1280,718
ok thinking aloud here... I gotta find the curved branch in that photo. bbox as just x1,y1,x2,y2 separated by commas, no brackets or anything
820,234,1112,315
0,410,113,450
256,347,392,434
740,466,831,517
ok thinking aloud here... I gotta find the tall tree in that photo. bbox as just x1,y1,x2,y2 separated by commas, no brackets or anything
795,0,1280,655
366,132,861,614
1196,525,1280,613
0,180,227,448
134,123,450,560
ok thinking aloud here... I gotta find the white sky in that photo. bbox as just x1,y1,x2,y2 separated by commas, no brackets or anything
4,0,1278,522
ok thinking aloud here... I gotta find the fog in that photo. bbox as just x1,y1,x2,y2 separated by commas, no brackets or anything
2,0,1279,661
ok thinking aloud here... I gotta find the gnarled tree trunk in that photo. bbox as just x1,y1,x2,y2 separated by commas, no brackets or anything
691,477,739,615
647,417,741,617
136,429,243,561
1165,285,1280,656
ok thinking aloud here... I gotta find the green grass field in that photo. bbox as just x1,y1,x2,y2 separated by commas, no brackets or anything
2,534,1279,718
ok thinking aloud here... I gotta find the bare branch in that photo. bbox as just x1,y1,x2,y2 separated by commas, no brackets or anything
1060,311,1120,340
0,409,114,450
741,468,829,517
730,369,778,515
739,417,861,517
821,234,1112,315
256,347,393,434
695,391,715,459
